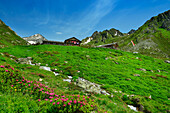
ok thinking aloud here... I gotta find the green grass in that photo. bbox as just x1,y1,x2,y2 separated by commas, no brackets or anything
0,45,169,112
0,19,27,47
83,10,170,59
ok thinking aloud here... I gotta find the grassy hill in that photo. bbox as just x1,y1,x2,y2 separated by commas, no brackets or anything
0,19,27,47
83,10,170,59
0,45,169,112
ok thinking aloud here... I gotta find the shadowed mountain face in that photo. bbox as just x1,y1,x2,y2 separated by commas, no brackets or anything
0,19,27,47
23,34,47,45
82,10,170,59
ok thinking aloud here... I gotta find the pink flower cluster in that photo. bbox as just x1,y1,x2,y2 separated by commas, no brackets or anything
1,65,97,112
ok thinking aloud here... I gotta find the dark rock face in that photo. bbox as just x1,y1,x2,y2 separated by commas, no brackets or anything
153,10,170,30
128,29,136,34
86,28,124,44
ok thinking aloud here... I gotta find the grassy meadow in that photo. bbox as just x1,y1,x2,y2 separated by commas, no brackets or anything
0,45,169,112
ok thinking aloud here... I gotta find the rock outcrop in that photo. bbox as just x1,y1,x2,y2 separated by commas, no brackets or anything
81,28,124,45
23,34,47,45
128,29,136,35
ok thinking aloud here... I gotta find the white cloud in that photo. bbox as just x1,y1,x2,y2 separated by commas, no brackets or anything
64,0,116,38
56,32,62,35
50,0,116,40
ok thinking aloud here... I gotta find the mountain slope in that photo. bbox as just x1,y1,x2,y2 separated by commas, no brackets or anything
0,19,27,47
81,28,124,45
23,34,47,45
118,10,170,59
82,10,170,59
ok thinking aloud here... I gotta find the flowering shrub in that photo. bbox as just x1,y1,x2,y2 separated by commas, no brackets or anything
0,64,98,113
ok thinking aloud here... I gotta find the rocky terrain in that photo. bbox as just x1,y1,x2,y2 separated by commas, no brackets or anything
81,28,124,45
82,10,170,59
23,34,47,45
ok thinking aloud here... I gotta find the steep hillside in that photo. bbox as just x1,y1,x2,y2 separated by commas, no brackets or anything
81,28,124,45
23,34,47,45
118,10,170,59
82,10,170,59
0,19,27,47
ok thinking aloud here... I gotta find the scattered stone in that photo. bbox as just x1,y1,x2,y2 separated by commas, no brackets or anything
164,60,170,64
157,69,161,73
68,76,72,79
39,66,51,71
9,55,15,58
27,57,32,60
126,78,131,81
53,72,59,76
63,79,71,83
127,105,138,112
77,70,80,73
138,104,144,111
137,68,146,71
35,63,41,66
133,52,138,54
134,74,140,77
39,78,43,81
86,55,90,58
148,70,154,73
75,77,103,94
101,90,107,95
130,94,135,97
28,60,35,66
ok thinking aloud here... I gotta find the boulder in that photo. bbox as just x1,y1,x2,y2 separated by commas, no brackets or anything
134,74,140,77
137,68,146,71
39,66,51,71
126,78,131,81
165,60,170,64
138,104,144,111
157,69,161,73
27,57,32,60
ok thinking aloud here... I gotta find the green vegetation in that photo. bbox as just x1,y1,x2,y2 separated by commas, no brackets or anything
0,45,169,112
0,19,27,47
83,10,170,59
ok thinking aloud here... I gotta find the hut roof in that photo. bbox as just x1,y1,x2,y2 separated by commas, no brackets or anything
64,37,81,43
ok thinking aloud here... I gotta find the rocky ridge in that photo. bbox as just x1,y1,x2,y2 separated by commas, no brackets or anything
23,34,47,45
81,28,124,45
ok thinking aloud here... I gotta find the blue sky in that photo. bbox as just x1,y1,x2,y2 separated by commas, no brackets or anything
0,0,169,41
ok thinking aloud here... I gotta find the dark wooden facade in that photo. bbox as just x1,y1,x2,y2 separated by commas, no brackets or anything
96,43,119,49
64,37,81,46
42,40,64,45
